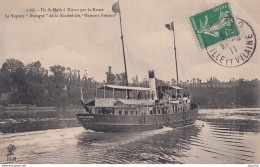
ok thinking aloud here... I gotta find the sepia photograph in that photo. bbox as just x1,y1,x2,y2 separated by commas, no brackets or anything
0,0,259,165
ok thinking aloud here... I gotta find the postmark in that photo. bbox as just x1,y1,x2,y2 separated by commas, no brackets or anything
189,2,239,49
206,18,256,67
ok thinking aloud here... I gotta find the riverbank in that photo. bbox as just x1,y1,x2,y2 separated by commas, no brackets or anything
198,105,260,109
0,118,80,133
0,105,83,133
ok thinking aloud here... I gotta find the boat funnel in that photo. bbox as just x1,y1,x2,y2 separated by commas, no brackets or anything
149,70,158,100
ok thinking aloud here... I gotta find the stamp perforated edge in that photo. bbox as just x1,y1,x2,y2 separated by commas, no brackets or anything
187,1,240,52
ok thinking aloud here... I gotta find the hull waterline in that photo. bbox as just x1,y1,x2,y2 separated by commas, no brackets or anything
76,108,198,132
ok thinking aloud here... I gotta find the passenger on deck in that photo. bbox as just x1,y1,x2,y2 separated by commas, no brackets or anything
138,92,143,99
163,93,170,99
159,92,163,99
130,93,134,99
151,91,155,100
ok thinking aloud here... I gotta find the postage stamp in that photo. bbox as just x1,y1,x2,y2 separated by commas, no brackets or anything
189,2,240,49
206,18,256,67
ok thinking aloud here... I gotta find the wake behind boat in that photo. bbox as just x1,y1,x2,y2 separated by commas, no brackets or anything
76,2,198,132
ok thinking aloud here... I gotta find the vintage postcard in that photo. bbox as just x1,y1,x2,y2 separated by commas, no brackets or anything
0,0,259,165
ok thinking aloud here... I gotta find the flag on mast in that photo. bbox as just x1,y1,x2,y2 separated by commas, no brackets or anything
165,22,174,31
112,1,121,13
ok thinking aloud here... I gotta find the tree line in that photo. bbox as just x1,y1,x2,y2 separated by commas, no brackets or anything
0,59,96,106
0,59,259,108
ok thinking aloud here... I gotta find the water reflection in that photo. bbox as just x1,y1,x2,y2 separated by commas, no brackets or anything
0,108,259,164
199,108,260,133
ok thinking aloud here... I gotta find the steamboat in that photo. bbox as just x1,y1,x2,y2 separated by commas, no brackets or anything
76,2,198,132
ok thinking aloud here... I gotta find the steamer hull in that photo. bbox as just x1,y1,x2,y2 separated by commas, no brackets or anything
76,108,198,132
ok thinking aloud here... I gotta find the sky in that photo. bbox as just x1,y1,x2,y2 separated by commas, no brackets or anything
0,0,259,83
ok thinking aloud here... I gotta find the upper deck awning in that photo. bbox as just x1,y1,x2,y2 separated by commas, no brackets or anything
158,85,183,90
98,84,151,91
169,86,183,90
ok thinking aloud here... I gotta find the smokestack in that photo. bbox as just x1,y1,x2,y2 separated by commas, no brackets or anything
148,70,158,100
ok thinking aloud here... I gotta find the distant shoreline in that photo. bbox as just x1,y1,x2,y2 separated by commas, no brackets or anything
199,105,260,109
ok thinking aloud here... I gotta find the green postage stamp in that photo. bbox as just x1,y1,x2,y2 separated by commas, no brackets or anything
189,2,239,49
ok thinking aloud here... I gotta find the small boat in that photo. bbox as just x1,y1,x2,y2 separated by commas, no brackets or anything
76,2,198,132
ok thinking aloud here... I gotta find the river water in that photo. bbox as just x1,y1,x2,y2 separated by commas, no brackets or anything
0,108,259,164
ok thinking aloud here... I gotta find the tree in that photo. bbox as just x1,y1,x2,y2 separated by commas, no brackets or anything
25,61,48,84
48,65,69,106
191,78,195,87
49,65,66,88
131,75,138,86
1,59,26,92
23,61,49,106
140,78,149,87
0,59,29,104
2,59,24,73
115,72,126,86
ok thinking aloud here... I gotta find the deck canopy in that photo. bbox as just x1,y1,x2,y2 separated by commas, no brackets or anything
116,99,155,106
170,86,183,90
98,84,151,91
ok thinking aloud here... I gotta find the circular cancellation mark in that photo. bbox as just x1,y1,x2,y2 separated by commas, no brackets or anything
206,18,256,67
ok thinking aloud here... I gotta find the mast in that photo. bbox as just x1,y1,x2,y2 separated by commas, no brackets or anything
165,22,179,86
172,23,179,85
117,1,128,87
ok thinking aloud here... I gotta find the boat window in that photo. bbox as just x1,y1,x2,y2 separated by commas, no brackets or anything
162,109,165,114
153,107,156,114
101,108,114,115
150,110,153,115
154,110,157,115
131,111,133,115
158,110,161,114
136,111,138,115
119,111,122,115
125,111,128,115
